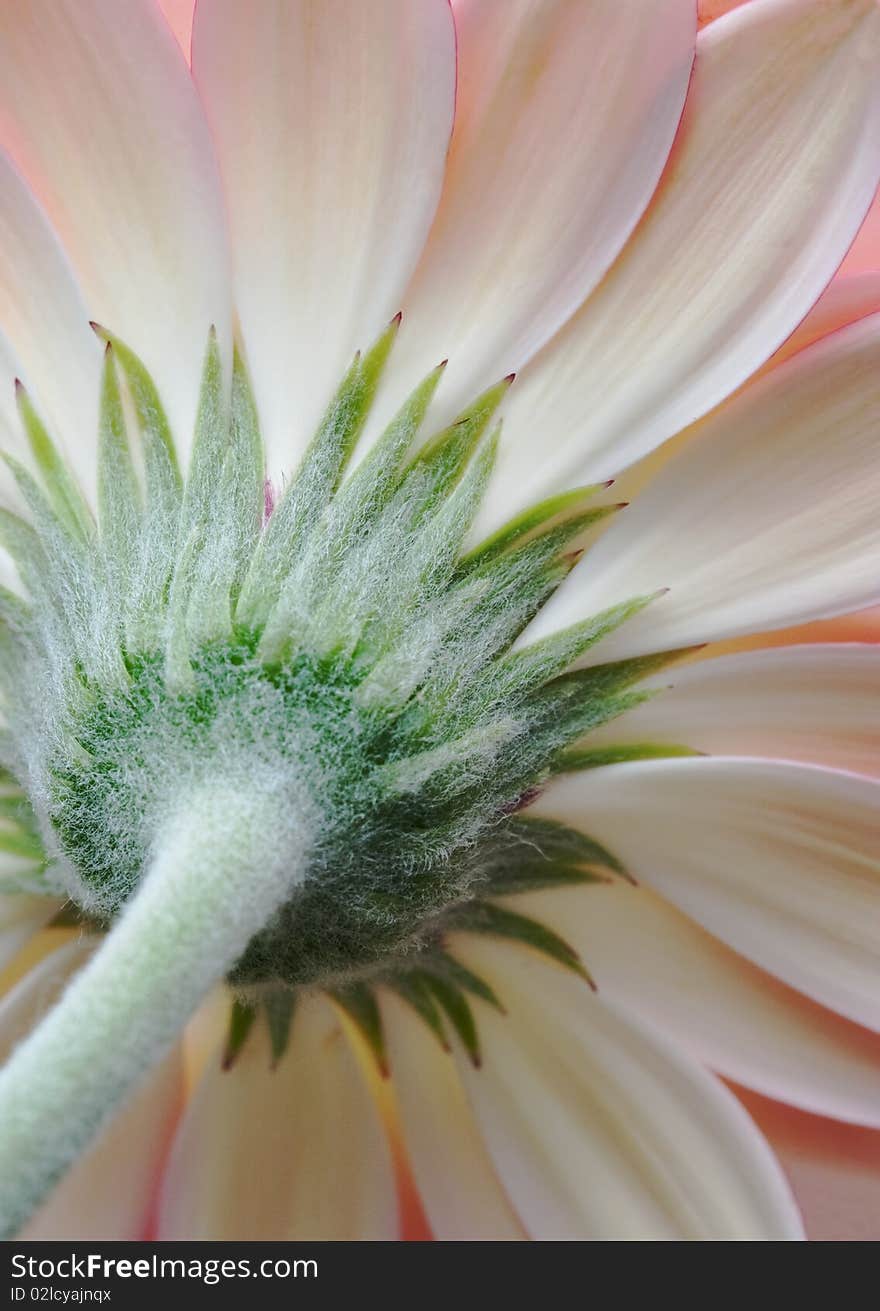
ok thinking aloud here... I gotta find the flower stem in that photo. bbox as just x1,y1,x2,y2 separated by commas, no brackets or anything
0,784,310,1238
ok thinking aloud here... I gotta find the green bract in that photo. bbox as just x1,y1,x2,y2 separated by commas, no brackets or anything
0,320,692,1067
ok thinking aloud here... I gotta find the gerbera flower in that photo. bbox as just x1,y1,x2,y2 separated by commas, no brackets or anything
0,0,879,1243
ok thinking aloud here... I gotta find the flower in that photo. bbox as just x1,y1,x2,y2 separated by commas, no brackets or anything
0,0,879,1243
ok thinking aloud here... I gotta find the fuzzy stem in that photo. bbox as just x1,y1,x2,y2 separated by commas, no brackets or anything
0,784,310,1238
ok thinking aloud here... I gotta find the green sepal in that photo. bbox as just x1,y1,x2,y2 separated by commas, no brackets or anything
557,741,702,771
384,972,449,1050
386,558,567,741
489,815,625,876
0,461,75,576
458,481,616,574
398,375,512,522
222,997,258,1069
180,344,264,646
97,346,142,590
90,324,181,490
551,646,703,698
419,972,482,1066
0,581,33,640
331,981,387,1075
416,949,504,1012
0,500,47,584
237,317,399,632
358,458,595,725
444,900,594,987
163,526,201,691
92,327,184,653
492,592,660,702
479,859,607,896
291,422,499,668
264,988,296,1067
326,360,447,554
457,503,622,592
443,812,624,896
0,459,123,685
523,686,649,767
179,327,227,540
14,383,93,543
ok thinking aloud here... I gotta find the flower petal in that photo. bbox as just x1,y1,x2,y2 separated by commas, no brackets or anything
158,0,194,58
583,644,880,775
479,0,880,536
0,0,232,464
19,1050,181,1240
769,270,880,370
191,0,455,482
507,882,880,1127
526,313,880,657
532,758,880,1032
447,936,803,1240
365,0,695,443
0,895,60,977
380,988,525,1241
841,181,880,275
0,938,93,1061
739,1089,880,1241
158,993,397,1240
0,152,102,507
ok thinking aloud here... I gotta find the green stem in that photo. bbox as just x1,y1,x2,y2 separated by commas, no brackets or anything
0,784,310,1238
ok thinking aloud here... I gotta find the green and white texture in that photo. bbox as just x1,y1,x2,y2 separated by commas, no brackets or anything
0,319,689,1235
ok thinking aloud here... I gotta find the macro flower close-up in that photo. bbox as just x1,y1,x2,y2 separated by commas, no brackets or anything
0,0,879,1247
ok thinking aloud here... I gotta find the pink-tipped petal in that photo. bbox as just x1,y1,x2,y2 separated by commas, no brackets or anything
583,643,880,775
507,881,880,1127
362,0,696,448
532,757,880,1032
192,0,455,483
479,0,880,537
19,1050,182,1240
525,314,880,657
157,994,397,1240
0,0,232,469
157,0,195,59
380,988,525,1241
447,936,804,1240
0,152,102,508
738,1090,880,1242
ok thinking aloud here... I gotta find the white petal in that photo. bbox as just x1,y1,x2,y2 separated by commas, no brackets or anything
158,993,397,1240
526,313,880,657
592,269,880,514
0,0,232,465
192,0,455,481
19,1050,182,1240
584,644,880,775
0,937,93,1062
0,895,60,977
365,0,695,444
380,988,525,1241
479,0,880,536
532,758,880,1032
507,882,880,1127
0,152,102,508
447,936,802,1240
